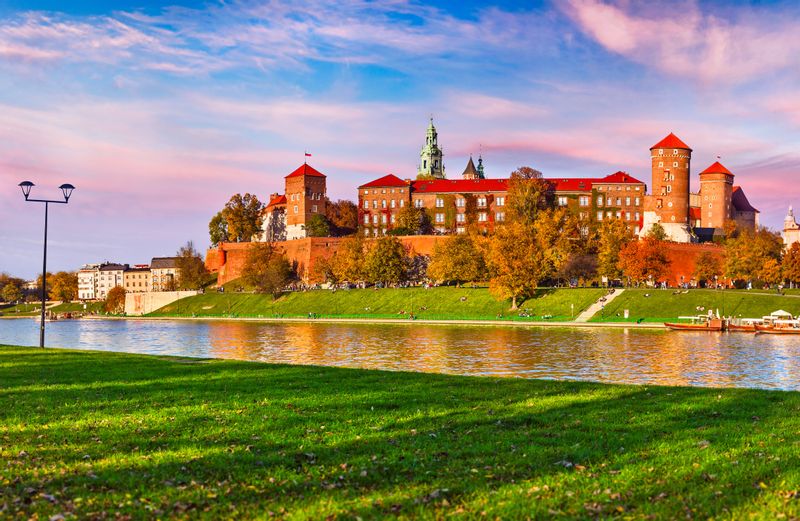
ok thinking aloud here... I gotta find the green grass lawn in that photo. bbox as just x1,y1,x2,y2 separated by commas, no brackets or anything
2,346,799,519
0,301,105,317
0,302,41,316
149,287,605,321
590,289,800,322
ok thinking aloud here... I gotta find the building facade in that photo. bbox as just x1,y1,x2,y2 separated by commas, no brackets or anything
150,257,180,291
78,263,101,300
97,263,128,299
123,266,151,293
783,207,800,249
260,163,328,242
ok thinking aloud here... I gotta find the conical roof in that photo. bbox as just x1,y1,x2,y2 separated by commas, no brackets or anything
651,132,692,151
699,161,732,176
461,157,479,179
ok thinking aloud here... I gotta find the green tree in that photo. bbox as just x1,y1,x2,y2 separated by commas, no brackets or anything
427,234,486,285
364,236,409,285
396,206,425,234
597,219,633,281
693,251,724,287
209,211,229,246
488,222,542,310
105,286,126,314
175,241,210,290
221,193,264,242
305,214,331,237
2,282,23,303
49,272,78,302
329,235,367,282
506,166,551,225
646,223,668,241
242,243,294,297
782,243,800,286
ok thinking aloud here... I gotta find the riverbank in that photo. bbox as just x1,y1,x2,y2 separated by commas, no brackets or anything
2,345,799,519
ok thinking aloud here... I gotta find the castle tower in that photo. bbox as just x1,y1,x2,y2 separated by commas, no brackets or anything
477,155,485,178
284,163,327,240
698,161,733,231
642,132,693,242
461,156,481,179
417,118,445,179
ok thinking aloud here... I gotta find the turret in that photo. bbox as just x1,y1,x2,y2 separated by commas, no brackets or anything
417,118,445,179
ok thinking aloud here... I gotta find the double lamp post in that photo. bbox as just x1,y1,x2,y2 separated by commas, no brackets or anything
18,181,76,348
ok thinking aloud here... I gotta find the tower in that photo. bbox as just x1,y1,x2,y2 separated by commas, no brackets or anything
417,118,445,179
477,154,485,178
284,163,327,240
783,206,800,249
461,156,482,180
698,161,733,231
642,132,693,242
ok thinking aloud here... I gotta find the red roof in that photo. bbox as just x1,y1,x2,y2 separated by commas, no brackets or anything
596,171,645,184
699,161,733,176
412,178,509,193
266,194,286,208
651,133,692,151
548,178,593,192
731,186,759,213
689,207,702,220
285,163,326,179
359,174,408,189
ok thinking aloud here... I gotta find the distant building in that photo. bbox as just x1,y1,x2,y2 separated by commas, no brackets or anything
97,263,128,299
78,263,101,300
123,266,151,293
150,257,180,291
783,206,800,249
417,118,445,179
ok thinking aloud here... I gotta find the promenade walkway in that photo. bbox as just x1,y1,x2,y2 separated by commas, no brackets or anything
575,289,625,322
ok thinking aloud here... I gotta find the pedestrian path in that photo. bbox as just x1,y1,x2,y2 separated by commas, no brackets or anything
575,289,625,322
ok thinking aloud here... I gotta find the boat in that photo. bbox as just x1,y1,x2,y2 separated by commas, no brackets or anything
664,316,724,331
727,323,757,332
755,319,800,335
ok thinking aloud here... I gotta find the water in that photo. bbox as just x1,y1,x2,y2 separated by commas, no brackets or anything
2,318,799,390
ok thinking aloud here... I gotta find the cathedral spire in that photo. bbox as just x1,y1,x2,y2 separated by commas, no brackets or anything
418,117,445,179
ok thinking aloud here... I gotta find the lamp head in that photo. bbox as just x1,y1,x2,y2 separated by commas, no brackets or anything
59,183,75,201
18,181,34,199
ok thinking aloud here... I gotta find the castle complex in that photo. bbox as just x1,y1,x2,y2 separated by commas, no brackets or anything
260,120,759,243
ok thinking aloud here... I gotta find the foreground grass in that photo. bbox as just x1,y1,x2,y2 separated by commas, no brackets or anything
149,287,604,321
591,289,800,322
2,346,799,519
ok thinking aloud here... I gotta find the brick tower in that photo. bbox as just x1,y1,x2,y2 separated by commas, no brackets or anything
284,163,327,240
642,133,692,242
698,161,733,231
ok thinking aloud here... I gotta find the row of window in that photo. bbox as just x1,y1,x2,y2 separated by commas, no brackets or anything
597,185,641,191
293,205,319,214
364,199,406,209
290,192,323,201
557,196,641,207
363,188,406,195
597,211,640,221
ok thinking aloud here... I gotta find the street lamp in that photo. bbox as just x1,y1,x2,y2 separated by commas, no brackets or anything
18,181,76,348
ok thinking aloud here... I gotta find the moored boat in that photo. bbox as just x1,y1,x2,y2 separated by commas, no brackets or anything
727,323,757,332
664,317,724,331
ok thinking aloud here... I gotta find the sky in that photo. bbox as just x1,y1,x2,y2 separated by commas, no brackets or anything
2,0,800,278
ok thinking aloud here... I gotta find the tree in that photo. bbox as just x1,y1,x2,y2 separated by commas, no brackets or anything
2,282,22,303
759,258,783,286
36,272,52,299
221,193,264,242
618,237,671,284
646,223,668,241
305,214,331,237
725,228,783,283
558,254,598,285
506,166,551,225
597,219,633,281
328,235,367,282
532,208,579,281
325,199,359,236
487,222,542,309
363,236,409,285
782,243,800,286
427,234,486,285
105,286,126,314
209,211,229,246
693,251,724,287
176,241,209,290
49,272,78,302
242,242,294,297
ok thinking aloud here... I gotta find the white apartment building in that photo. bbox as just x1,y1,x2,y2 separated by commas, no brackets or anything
78,263,101,300
97,263,128,299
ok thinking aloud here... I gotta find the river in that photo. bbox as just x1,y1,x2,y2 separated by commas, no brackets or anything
2,318,799,390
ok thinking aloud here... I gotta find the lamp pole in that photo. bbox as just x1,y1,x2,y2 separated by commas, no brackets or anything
18,181,76,348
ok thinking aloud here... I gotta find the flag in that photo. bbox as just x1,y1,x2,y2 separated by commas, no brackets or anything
305,152,312,157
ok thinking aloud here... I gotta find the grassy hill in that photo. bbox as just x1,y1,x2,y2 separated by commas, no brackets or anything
149,286,606,321
591,289,800,322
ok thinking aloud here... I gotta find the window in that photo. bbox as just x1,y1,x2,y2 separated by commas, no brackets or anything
635,212,640,221
294,205,298,214
436,198,444,208
391,189,395,194
381,200,387,209
579,196,589,207
673,162,678,168
607,197,613,206
372,200,377,209
456,226,465,234
456,198,465,207
311,205,318,213
364,190,369,195
477,197,487,207
659,162,664,167
363,200,369,209
625,197,631,206
364,228,370,236
372,215,379,224
435,213,445,223
616,197,621,206
656,199,663,208
626,212,631,221
456,213,465,223
659,149,664,155
635,197,640,206
381,189,386,194
496,196,505,206
478,212,488,222
597,196,603,206
414,199,423,208
597,211,603,221
381,214,387,224
558,196,568,206
616,211,621,219
673,149,678,155
390,214,396,224
496,212,505,222
390,200,396,208
400,200,405,208
666,185,672,193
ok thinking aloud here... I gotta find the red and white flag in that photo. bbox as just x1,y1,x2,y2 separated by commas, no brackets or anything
305,152,312,157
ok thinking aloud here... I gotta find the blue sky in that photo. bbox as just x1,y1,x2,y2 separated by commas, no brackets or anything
1,0,800,278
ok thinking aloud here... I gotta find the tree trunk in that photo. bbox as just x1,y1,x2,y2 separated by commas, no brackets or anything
510,295,518,311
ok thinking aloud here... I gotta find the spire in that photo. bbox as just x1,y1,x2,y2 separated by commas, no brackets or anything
461,156,480,179
477,154,485,179
418,117,445,179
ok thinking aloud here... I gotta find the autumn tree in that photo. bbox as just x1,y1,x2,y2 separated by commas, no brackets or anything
209,212,229,246
363,236,409,285
487,222,542,309
105,286,126,314
725,228,783,283
645,223,668,241
242,242,294,297
176,241,210,290
693,251,724,287
533,208,580,281
558,254,598,285
325,199,358,236
506,166,552,225
327,235,367,283
618,237,671,284
427,234,486,285
597,219,633,281
394,206,431,235
220,193,264,242
782,243,800,286
759,258,783,286
2,282,22,303
49,272,78,302
305,214,331,237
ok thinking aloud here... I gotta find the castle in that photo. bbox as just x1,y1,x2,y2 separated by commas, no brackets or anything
260,121,759,242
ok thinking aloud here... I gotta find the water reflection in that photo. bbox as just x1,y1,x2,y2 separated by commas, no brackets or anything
2,318,800,390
